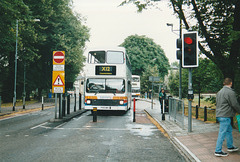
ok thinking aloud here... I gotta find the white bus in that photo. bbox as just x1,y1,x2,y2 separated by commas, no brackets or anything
132,75,141,98
83,47,132,111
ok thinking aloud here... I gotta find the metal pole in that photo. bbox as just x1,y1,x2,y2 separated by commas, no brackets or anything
42,96,44,110
162,99,165,120
13,20,18,111
62,93,66,116
179,17,182,100
188,68,193,132
0,96,1,113
196,105,199,119
93,107,97,122
67,94,70,114
74,93,76,112
55,94,57,119
151,78,153,109
133,98,136,122
23,62,26,109
79,93,81,110
204,106,207,121
59,94,62,119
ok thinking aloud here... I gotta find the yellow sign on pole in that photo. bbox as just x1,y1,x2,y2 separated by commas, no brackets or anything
52,51,65,94
52,71,65,93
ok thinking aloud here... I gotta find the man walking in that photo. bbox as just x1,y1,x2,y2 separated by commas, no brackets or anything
215,78,240,157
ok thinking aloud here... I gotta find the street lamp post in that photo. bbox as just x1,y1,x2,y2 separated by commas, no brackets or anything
13,20,19,111
166,20,182,100
13,19,40,111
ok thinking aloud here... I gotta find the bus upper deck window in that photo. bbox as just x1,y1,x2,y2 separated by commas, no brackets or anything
106,51,124,64
88,51,105,63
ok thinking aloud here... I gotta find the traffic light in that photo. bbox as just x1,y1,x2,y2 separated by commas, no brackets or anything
176,38,182,60
182,32,198,68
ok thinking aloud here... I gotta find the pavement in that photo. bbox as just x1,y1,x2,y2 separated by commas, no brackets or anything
1,98,240,162
0,97,86,121
142,98,240,162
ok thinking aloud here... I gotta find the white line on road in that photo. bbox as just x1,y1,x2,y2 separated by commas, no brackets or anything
54,122,67,129
30,122,48,130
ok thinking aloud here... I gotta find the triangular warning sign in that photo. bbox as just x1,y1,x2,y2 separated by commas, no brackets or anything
53,75,64,86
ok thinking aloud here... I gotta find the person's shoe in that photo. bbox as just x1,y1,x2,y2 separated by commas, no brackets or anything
215,151,229,157
227,146,239,152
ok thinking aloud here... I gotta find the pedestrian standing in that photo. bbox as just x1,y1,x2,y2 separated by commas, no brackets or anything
159,89,166,114
215,78,240,157
149,90,152,99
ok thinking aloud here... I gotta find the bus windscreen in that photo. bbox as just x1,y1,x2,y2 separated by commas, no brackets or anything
86,79,125,94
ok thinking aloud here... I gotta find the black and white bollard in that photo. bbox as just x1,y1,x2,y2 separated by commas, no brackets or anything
162,99,165,120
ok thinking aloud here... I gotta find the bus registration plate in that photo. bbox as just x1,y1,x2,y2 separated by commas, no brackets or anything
100,106,111,109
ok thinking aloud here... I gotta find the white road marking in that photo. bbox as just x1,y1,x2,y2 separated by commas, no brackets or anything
30,122,48,129
54,122,67,129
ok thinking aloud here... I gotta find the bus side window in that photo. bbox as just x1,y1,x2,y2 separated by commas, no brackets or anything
128,81,131,93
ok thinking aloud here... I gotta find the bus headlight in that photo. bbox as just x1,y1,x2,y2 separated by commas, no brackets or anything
119,100,124,105
86,100,91,105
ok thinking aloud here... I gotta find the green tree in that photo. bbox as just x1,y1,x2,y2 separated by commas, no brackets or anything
0,0,89,102
120,35,169,78
121,0,240,94
168,58,223,103
0,0,33,102
141,65,160,94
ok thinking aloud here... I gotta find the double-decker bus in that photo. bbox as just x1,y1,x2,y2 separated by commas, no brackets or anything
132,75,141,99
83,47,132,111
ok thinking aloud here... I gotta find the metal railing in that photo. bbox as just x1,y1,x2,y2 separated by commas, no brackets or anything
168,97,185,129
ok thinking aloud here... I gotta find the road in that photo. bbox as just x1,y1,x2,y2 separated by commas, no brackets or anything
0,100,186,162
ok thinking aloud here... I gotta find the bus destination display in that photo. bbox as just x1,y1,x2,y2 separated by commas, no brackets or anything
96,66,116,75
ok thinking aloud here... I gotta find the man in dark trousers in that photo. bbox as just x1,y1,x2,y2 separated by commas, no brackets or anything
159,88,166,114
215,78,240,157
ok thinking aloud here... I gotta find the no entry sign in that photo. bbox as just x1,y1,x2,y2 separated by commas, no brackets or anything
52,51,65,93
53,51,65,65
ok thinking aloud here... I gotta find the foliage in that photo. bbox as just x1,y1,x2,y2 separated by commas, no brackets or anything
120,35,169,77
0,0,89,102
141,65,160,94
120,35,169,93
168,58,223,99
121,0,240,95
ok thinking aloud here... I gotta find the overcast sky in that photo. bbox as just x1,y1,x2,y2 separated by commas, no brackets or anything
72,0,180,63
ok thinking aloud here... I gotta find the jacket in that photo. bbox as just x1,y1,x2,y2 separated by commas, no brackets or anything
216,86,240,117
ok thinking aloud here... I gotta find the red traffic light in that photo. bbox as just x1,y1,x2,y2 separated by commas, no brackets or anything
184,37,193,45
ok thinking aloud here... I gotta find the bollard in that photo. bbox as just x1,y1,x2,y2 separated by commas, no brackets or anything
0,96,1,113
23,96,25,109
93,107,97,122
133,98,136,122
204,106,207,121
67,94,70,114
62,94,66,117
162,99,165,120
74,93,76,112
79,93,81,110
196,105,199,119
42,96,44,110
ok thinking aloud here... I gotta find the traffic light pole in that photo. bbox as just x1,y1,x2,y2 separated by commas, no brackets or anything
188,68,193,132
179,18,182,100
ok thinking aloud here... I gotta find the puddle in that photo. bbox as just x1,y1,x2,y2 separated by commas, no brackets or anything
126,123,157,137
